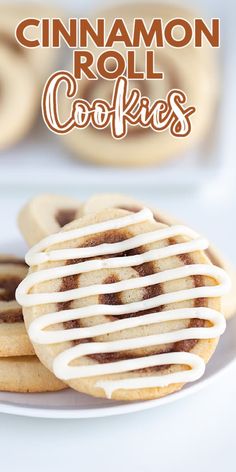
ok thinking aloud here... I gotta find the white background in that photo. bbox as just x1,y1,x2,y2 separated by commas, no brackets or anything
0,0,236,471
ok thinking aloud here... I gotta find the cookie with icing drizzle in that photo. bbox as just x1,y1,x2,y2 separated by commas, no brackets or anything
18,192,236,320
16,208,230,401
80,193,236,320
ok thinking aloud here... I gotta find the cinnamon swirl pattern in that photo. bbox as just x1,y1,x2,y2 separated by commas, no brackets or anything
0,254,66,392
0,255,34,357
80,193,236,320
18,192,236,321
16,208,230,400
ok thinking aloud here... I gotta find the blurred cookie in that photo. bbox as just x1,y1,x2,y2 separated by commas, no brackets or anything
0,3,63,150
0,43,38,150
17,208,229,401
0,355,66,392
61,3,218,166
0,255,34,356
0,3,62,84
18,194,81,247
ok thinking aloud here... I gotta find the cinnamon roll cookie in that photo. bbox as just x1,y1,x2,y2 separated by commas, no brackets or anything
18,194,81,247
16,208,230,401
0,254,66,391
61,3,218,167
0,255,33,357
0,355,65,392
18,192,236,320
81,193,236,320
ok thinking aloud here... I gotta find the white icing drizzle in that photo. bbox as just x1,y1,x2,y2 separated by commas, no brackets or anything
16,208,230,399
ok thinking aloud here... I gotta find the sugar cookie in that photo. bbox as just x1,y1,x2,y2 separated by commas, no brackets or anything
81,193,236,320
0,355,65,392
17,208,229,401
0,255,34,356
19,193,236,320
18,194,81,247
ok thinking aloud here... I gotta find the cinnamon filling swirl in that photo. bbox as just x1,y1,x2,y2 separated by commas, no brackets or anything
60,229,205,370
0,258,25,323
117,205,224,269
56,209,77,228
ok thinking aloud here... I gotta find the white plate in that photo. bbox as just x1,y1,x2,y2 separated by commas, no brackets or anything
0,314,235,419
0,236,235,419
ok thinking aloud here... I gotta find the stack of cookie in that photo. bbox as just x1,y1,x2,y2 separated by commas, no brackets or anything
0,255,65,392
1,192,234,399
0,3,61,151
0,194,83,392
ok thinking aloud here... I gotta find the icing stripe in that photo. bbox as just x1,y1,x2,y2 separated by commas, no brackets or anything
19,263,227,307
16,208,230,398
27,225,201,265
29,307,224,344
25,208,153,263
17,239,209,297
54,350,206,384
95,353,205,399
